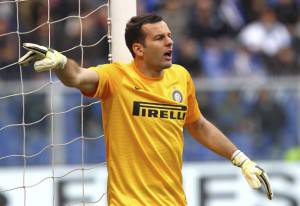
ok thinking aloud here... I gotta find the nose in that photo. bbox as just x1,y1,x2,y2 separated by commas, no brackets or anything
166,36,173,46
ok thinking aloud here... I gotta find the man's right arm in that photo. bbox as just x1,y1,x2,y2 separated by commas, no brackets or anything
55,58,99,95
18,43,99,95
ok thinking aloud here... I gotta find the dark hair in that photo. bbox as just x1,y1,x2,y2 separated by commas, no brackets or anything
125,13,163,57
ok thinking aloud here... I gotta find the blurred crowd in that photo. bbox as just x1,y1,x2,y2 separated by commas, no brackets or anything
0,0,109,80
141,0,300,77
1,0,300,78
1,0,300,165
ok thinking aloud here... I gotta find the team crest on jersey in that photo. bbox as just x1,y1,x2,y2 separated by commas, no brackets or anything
172,90,183,103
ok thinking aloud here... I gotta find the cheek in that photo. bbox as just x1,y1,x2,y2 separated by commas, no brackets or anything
147,43,160,52
145,48,159,58
144,45,162,60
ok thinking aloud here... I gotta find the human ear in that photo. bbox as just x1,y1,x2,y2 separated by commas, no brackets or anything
132,43,144,57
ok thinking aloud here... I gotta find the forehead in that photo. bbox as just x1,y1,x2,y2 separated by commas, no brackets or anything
141,21,171,37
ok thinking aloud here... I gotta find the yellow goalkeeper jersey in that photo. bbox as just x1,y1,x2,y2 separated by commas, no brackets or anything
84,61,201,206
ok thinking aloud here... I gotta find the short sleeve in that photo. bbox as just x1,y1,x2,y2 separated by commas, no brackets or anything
184,72,201,125
82,64,114,100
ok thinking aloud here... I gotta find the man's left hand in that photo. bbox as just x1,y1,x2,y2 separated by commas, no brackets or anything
232,150,273,200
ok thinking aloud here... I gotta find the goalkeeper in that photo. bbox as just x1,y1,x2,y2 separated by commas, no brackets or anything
18,13,272,205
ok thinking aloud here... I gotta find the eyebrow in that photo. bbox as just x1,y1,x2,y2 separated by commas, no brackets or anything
153,32,171,39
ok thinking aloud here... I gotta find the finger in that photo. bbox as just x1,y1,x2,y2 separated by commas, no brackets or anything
258,172,273,200
23,43,48,56
243,171,261,188
34,58,56,72
18,51,36,65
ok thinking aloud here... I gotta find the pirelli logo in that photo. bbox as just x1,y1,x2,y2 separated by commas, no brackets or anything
132,101,187,120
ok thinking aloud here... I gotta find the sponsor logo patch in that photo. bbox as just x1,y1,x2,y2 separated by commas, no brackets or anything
132,101,186,120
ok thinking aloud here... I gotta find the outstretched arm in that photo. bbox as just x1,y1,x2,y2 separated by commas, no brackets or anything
18,43,99,95
55,58,98,94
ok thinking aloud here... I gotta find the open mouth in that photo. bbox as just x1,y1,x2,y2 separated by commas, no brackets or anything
163,50,172,58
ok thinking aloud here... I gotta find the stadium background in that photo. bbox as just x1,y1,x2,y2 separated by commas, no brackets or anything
1,0,300,205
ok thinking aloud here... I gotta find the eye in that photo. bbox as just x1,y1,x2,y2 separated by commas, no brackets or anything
154,35,164,40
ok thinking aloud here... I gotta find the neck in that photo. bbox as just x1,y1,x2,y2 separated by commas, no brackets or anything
134,59,163,79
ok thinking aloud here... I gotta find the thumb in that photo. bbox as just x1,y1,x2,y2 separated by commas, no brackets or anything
242,169,262,188
23,43,48,56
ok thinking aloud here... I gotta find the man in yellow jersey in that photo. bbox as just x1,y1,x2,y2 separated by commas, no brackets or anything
18,14,272,205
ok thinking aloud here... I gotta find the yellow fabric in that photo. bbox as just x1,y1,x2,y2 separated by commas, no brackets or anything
84,61,201,206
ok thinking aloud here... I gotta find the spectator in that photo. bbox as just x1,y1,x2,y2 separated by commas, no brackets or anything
273,0,299,27
157,0,188,42
219,0,245,33
175,37,203,77
239,0,268,23
199,39,234,77
186,0,233,44
231,43,266,77
239,7,292,57
263,47,300,75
